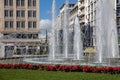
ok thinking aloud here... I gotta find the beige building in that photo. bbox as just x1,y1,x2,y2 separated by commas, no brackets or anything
0,0,41,57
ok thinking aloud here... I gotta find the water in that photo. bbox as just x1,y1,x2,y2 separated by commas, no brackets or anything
74,17,83,60
23,0,120,66
49,0,83,60
96,0,119,63
49,0,56,60
63,0,69,58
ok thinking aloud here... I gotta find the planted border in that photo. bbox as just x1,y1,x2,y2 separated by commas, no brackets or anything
0,64,120,74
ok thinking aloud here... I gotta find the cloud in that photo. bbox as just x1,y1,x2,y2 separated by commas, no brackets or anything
40,19,52,30
39,19,52,38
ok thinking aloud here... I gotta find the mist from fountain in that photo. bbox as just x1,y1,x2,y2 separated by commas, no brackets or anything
49,0,56,60
74,17,83,60
23,0,120,66
96,0,119,63
63,0,69,58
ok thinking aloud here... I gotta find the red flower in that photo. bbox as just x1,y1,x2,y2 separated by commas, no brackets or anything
83,66,91,72
45,66,56,71
92,68,100,73
38,64,44,70
100,67,107,73
22,64,29,69
54,64,60,70
38,64,43,67
28,64,34,69
70,66,79,71
106,67,113,72
58,66,65,71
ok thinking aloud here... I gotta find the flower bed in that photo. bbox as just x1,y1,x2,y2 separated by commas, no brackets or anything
0,64,120,74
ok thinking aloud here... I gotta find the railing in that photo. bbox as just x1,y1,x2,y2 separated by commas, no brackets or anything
1,38,41,43
117,13,120,17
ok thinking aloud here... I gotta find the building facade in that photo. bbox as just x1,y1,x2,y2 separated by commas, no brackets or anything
78,0,120,50
0,0,42,58
78,0,96,47
58,0,120,49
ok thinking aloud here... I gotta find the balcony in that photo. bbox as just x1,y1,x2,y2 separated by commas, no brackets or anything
1,38,41,43
117,13,120,17
79,4,85,9
79,0,84,2
80,18,85,24
2,28,16,33
78,11,85,17
117,3,120,7
117,23,120,27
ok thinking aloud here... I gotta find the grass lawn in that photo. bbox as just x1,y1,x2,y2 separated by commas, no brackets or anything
0,69,120,80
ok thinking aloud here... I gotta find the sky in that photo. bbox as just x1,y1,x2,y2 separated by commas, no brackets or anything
40,0,78,37
40,0,78,19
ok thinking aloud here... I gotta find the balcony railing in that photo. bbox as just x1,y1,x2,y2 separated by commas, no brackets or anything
117,13,120,17
1,38,41,43
79,3,85,9
117,3,120,6
78,11,85,17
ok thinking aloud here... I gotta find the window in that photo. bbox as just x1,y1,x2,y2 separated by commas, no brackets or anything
33,34,38,39
21,21,25,28
117,0,119,3
28,21,32,28
9,0,13,6
33,0,36,6
16,0,21,6
4,0,13,6
17,21,21,28
28,21,37,29
28,11,32,17
4,10,13,17
28,10,36,18
10,10,13,17
16,0,25,6
33,22,36,28
17,21,25,28
28,0,36,7
17,11,21,17
4,21,13,29
33,11,36,17
4,0,8,6
10,21,13,28
16,10,25,17
4,10,9,17
28,0,32,6
5,21,9,28
21,0,25,6
21,10,25,17
28,34,32,38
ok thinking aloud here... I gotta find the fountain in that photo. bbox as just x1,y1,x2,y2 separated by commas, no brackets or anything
23,0,83,65
23,0,120,66
49,0,56,60
63,0,69,58
95,0,120,66
73,17,83,60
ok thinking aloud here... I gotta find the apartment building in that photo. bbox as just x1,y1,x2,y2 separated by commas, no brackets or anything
78,0,95,47
69,3,78,29
78,0,120,48
0,0,40,58
59,3,75,29
117,0,120,37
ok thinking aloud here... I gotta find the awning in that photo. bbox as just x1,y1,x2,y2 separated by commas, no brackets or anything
83,47,95,54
